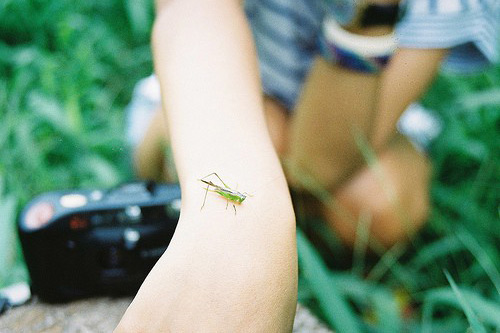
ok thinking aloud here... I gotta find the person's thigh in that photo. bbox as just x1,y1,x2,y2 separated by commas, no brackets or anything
288,57,380,189
322,135,431,248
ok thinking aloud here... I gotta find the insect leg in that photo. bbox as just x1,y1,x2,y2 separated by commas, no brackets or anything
200,183,210,210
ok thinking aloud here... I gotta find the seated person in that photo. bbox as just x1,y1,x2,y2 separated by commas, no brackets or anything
128,0,497,248
117,0,497,330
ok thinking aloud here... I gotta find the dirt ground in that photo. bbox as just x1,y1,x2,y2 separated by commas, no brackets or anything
0,298,332,332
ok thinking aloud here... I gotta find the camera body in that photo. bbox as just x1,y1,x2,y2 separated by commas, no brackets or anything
18,182,181,302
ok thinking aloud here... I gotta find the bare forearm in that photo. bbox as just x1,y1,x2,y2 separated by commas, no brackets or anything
117,1,297,331
370,48,448,149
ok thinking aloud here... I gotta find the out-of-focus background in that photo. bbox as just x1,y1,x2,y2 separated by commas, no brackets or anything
1,0,499,331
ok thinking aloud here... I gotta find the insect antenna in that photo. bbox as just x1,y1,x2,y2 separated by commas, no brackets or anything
200,172,230,189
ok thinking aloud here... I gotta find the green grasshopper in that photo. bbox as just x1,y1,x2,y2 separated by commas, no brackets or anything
199,172,250,214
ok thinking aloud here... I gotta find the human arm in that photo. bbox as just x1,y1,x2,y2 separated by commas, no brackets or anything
116,0,297,331
371,0,499,149
370,47,448,150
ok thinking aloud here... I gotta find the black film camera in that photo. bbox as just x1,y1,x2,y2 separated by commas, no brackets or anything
18,182,181,302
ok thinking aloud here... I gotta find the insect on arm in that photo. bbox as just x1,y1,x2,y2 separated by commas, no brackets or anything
199,172,251,214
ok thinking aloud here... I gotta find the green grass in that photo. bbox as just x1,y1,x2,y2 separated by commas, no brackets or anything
0,0,153,288
1,1,499,331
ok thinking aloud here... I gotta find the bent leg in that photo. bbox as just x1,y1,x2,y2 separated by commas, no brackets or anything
288,57,379,189
256,91,432,249
322,135,431,248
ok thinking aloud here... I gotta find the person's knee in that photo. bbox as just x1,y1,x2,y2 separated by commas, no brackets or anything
364,192,429,248
324,169,430,248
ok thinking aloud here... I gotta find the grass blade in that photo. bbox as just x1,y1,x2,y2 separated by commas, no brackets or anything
409,236,463,271
0,176,22,286
330,273,403,332
297,229,361,333
455,229,500,295
372,289,402,333
352,210,371,277
444,271,487,333
367,242,418,291
421,286,500,332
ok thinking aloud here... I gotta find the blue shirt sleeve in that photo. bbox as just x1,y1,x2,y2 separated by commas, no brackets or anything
395,0,499,72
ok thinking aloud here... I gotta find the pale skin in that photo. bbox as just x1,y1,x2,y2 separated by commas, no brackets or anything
119,0,448,330
116,0,297,331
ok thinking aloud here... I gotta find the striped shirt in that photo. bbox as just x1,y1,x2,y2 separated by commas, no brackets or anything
245,0,499,110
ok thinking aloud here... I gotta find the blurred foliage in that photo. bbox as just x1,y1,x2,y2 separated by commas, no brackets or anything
0,0,154,286
295,65,500,332
0,0,499,332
